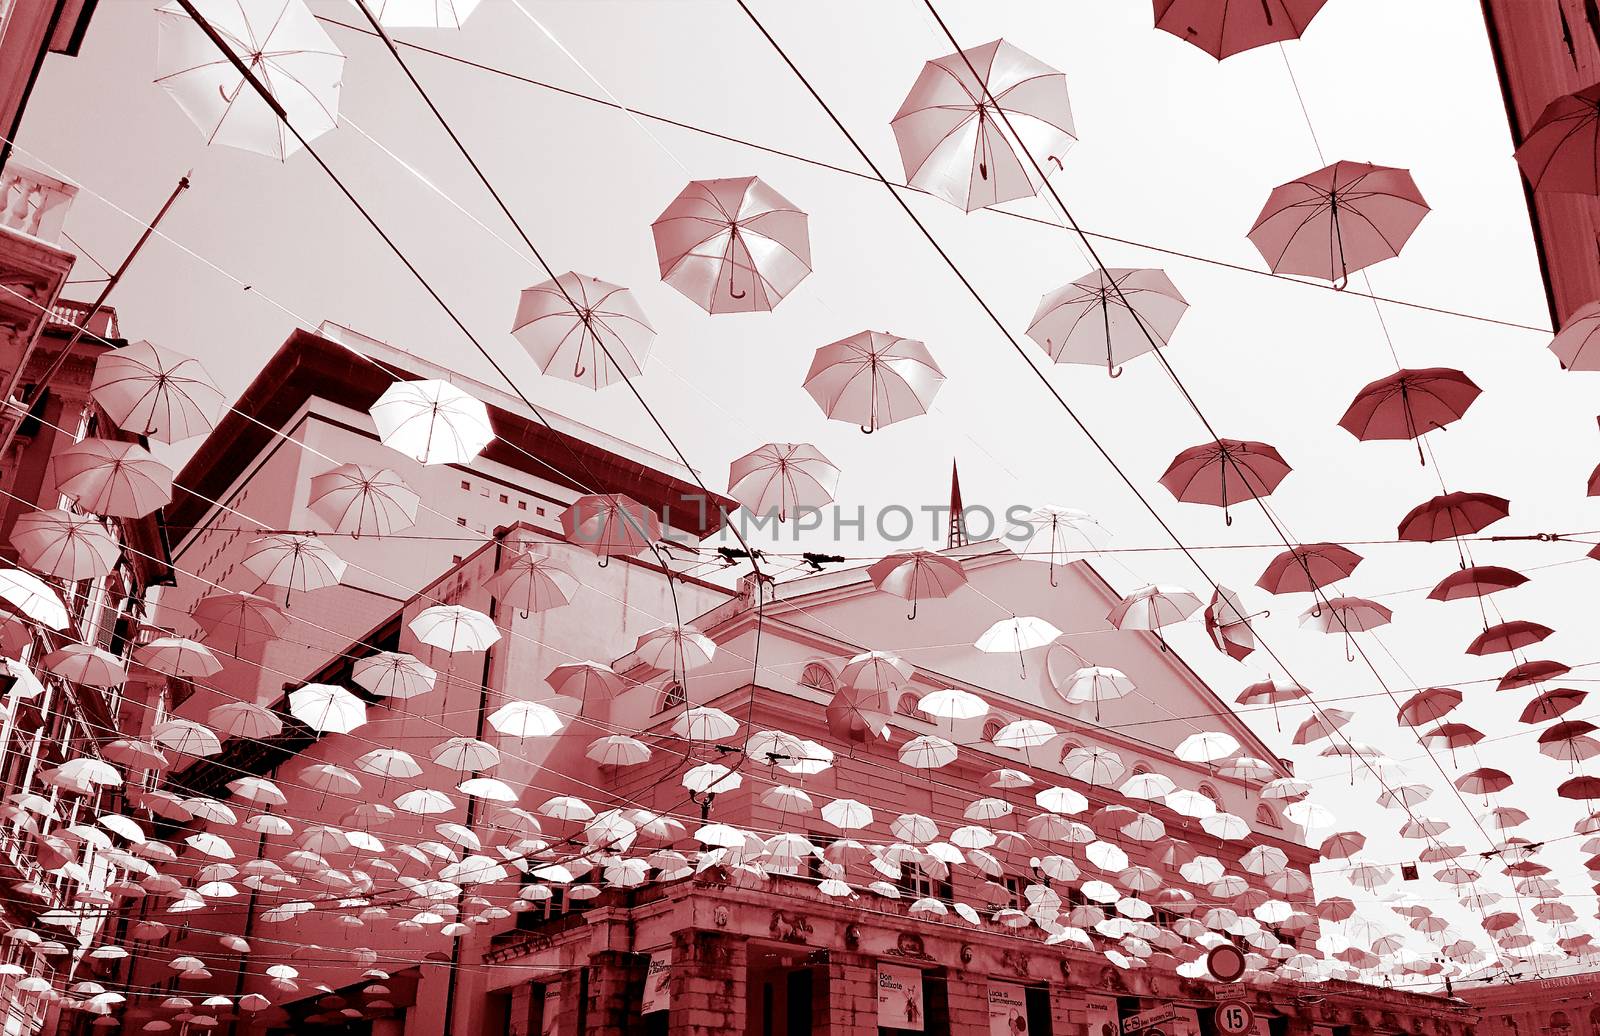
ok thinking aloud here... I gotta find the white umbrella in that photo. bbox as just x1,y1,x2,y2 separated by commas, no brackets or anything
992,719,1056,749
11,510,120,582
975,616,1062,676
899,735,958,769
487,700,565,738
137,638,221,678
1059,665,1135,719
89,340,225,442
410,605,499,653
370,380,493,465
1108,584,1203,647
287,683,366,734
1061,746,1124,786
352,651,436,699
917,687,989,720
243,534,346,594
367,0,480,29
512,273,655,391
1020,506,1107,582
1176,731,1241,764
308,464,419,538
821,798,873,831
0,569,67,629
671,705,739,741
153,719,222,758
1035,786,1088,815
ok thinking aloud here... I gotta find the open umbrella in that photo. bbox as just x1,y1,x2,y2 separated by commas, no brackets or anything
154,0,344,160
366,0,479,28
1467,620,1553,657
1153,0,1329,59
891,38,1074,212
1397,492,1510,544
1020,506,1106,584
1551,301,1600,370
11,510,120,581
1257,543,1361,598
288,684,366,735
137,637,221,678
489,552,577,618
243,534,345,596
1108,584,1202,649
1427,565,1527,602
633,625,715,676
1249,162,1429,287
44,646,126,689
651,176,810,313
546,661,625,701
975,616,1061,676
1521,688,1586,724
369,379,493,466
1160,439,1291,524
1499,659,1570,691
191,591,288,656
52,439,172,519
727,443,838,521
308,465,419,539
1338,368,1481,464
512,272,654,390
1025,268,1186,377
90,340,226,445
1204,585,1259,661
410,605,499,653
867,550,968,619
0,570,67,629
1300,597,1392,651
1396,687,1462,728
352,651,436,699
803,331,944,434
826,685,891,744
559,494,660,565
1060,666,1134,720
1514,82,1600,194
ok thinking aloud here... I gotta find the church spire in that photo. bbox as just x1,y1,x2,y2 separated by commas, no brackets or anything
948,460,967,549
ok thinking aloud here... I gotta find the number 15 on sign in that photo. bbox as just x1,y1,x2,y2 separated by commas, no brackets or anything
1214,1001,1254,1036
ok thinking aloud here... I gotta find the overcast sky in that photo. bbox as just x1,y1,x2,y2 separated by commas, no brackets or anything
16,0,1593,980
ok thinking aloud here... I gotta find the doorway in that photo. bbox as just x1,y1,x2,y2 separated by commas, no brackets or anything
748,943,823,1036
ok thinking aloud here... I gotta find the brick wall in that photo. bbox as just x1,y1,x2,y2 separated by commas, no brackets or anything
821,951,878,1036
668,930,747,1036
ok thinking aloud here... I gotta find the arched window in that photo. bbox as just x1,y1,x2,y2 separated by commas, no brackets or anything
1059,741,1082,762
981,717,1006,742
654,681,686,715
1131,761,1151,776
1255,803,1281,829
799,663,835,694
1198,782,1221,806
1548,1010,1571,1034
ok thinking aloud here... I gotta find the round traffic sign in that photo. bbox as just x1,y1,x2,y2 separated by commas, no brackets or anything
1214,1000,1254,1035
1143,1029,1166,1036
1206,943,1247,983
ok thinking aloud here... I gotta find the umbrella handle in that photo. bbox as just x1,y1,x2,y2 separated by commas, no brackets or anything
597,554,609,568
1048,565,1058,588
1108,363,1123,379
859,423,875,435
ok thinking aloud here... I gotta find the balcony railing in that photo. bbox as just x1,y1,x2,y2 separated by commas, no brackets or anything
0,164,77,245
45,298,116,339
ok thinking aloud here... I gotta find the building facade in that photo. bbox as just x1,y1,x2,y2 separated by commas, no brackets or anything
1457,970,1600,1036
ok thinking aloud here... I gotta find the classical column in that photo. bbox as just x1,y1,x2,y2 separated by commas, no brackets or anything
587,950,646,1036
819,950,877,1036
667,929,748,1036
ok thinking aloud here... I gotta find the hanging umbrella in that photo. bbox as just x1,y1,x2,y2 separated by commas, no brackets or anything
727,443,838,522
891,38,1074,212
51,439,172,519
975,616,1062,676
1058,666,1134,713
546,660,625,701
243,534,345,595
154,0,343,160
1108,584,1202,649
1236,676,1308,706
489,552,577,618
559,494,661,565
671,705,739,741
1396,687,1462,727
803,331,945,433
1418,723,1484,756
307,465,419,539
1247,162,1429,286
1498,658,1570,690
825,685,891,744
867,550,968,619
44,645,125,689
1153,0,1329,59
366,0,479,28
839,651,913,695
1292,709,1351,745
1396,492,1510,542
1204,585,1259,661
10,510,120,582
899,735,958,769
1551,300,1600,370
586,735,651,768
1299,597,1392,641
151,719,222,758
1062,747,1125,786
410,605,499,653
207,701,282,739
0,570,67,630
1427,565,1527,602
1026,268,1187,377
1468,620,1554,656
1337,368,1481,464
352,651,436,699
1160,439,1291,524
1176,731,1240,763
651,176,811,313
191,591,288,654
1521,688,1586,723
1020,506,1107,583
1514,82,1600,194
512,272,654,390
919,687,988,721
287,684,366,735
1257,543,1362,597
137,637,221,678
487,700,565,738
91,338,226,444
369,380,493,466
432,737,499,773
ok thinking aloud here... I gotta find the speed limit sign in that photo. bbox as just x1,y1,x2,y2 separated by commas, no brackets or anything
1214,1000,1254,1036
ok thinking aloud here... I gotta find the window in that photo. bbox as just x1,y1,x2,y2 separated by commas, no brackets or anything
1001,874,1027,910
499,494,509,504
460,480,471,491
981,717,1006,742
896,693,924,719
1255,803,1281,829
536,507,546,517
518,501,527,511
654,682,686,715
455,517,467,527
1131,762,1151,776
515,882,571,930
799,663,835,694
899,862,953,903
1198,783,1221,806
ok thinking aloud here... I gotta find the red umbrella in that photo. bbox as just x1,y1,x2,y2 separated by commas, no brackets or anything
651,176,811,313
1498,659,1571,691
1589,459,1600,498
1467,620,1554,657
1514,82,1600,194
1521,689,1587,724
1559,776,1600,802
1152,0,1328,59
1396,492,1510,543
1395,687,1462,728
1256,542,1362,596
1248,162,1429,287
1159,439,1291,525
867,550,968,619
1456,768,1512,795
1204,585,1260,662
1427,565,1527,602
825,685,891,745
1551,301,1600,370
1235,676,1308,705
1337,368,1481,464
1418,722,1484,753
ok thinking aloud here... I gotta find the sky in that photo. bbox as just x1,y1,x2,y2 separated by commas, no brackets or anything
14,0,1595,982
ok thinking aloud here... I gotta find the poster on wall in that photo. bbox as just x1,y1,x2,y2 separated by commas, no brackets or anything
1170,1006,1201,1036
539,983,561,1036
878,963,925,1031
987,980,1029,1036
642,951,671,1014
1083,994,1119,1036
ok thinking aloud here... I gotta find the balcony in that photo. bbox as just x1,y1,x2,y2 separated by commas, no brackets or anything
0,163,75,244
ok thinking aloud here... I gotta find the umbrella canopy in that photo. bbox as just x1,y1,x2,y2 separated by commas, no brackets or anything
1427,565,1527,602
43,646,126,689
1153,0,1329,59
1256,543,1362,596
559,494,661,564
369,379,493,466
975,616,1062,676
352,651,436,699
410,605,499,653
207,702,282,739
191,592,289,653
1521,688,1587,724
891,38,1074,212
1020,506,1107,581
826,685,892,744
307,465,419,539
512,272,654,390
90,340,226,444
488,700,565,738
1108,585,1202,644
803,331,945,433
1551,300,1600,370
51,439,172,519
136,638,221,678
1467,620,1554,657
1498,658,1571,690
287,684,366,735
633,625,716,675
1514,82,1600,194
243,534,346,593
1204,585,1258,661
1299,597,1392,635
1026,268,1187,376
1396,492,1510,542
546,661,626,701
11,510,120,581
867,550,968,619
154,0,343,160
489,552,577,618
1248,161,1429,285
1159,439,1291,524
1396,687,1462,728
1337,368,1481,461
366,0,479,28
727,443,839,521
651,176,811,313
